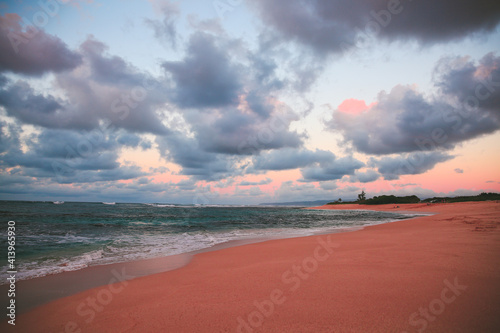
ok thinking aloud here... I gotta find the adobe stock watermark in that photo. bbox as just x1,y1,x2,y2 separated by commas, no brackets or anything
59,267,135,333
236,235,339,332
401,277,467,333
7,0,70,54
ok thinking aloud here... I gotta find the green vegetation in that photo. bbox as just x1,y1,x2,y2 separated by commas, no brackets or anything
326,200,356,205
326,192,500,206
362,195,420,205
421,192,500,203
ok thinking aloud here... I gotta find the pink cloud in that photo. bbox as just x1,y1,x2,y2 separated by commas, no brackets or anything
337,98,376,115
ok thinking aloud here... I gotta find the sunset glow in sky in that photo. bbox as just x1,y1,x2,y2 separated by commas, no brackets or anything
1,0,499,204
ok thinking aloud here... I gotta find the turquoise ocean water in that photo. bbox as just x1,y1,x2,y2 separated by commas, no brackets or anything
0,201,420,282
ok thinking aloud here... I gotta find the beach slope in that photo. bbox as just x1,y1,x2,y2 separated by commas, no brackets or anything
4,201,500,332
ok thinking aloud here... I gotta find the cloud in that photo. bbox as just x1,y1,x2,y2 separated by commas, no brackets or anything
117,133,139,147
300,155,365,182
145,0,180,48
151,28,307,180
319,181,338,190
252,148,335,171
158,119,298,182
250,0,500,55
0,78,65,128
239,178,272,186
328,53,500,155
156,104,303,179
0,26,308,184
337,98,375,115
0,173,32,186
174,179,198,191
434,52,500,115
250,148,364,182
0,124,147,184
0,14,82,75
454,168,464,174
235,186,265,197
162,32,242,108
0,36,169,135
371,152,454,180
191,107,303,155
156,132,234,181
348,169,380,183
79,37,152,88
187,17,225,36
393,183,419,188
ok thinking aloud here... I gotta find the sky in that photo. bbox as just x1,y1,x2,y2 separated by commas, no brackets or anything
0,0,499,204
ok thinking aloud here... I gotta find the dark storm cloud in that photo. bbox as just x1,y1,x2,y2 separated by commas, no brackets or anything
250,0,500,55
117,133,152,149
371,152,454,180
0,22,308,183
79,37,151,87
239,178,272,186
250,148,364,182
156,107,304,180
156,133,234,181
0,14,82,75
300,155,365,182
0,79,65,128
154,27,308,180
0,121,20,154
59,166,144,184
0,125,147,184
245,91,273,118
28,129,116,161
191,107,303,155
117,133,141,147
0,173,32,186
162,32,242,108
348,169,380,183
329,54,500,155
248,52,285,91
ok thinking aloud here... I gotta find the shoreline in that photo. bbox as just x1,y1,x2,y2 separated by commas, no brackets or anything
4,201,500,332
1,208,418,314
1,215,394,314
1,236,279,314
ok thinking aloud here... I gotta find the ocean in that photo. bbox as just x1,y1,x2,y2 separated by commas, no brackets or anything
0,201,421,283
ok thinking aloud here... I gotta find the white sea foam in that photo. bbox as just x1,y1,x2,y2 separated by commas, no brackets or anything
144,203,177,207
129,221,151,225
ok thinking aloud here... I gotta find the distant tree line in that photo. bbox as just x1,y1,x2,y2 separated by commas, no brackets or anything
421,192,500,203
361,195,420,205
327,192,500,205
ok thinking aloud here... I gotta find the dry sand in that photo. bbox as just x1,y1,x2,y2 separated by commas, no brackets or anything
3,201,500,332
